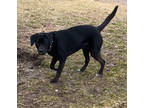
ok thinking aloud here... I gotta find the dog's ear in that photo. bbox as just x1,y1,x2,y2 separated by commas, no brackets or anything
30,34,39,46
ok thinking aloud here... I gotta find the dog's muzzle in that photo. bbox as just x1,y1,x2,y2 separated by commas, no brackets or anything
38,50,46,55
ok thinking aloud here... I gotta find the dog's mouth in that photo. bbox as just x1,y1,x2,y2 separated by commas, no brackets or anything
38,51,46,55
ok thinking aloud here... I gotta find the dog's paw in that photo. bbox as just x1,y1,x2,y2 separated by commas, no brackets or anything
50,66,58,71
96,74,103,78
52,68,58,71
50,79,58,83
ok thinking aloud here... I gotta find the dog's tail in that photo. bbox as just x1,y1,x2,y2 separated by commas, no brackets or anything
97,5,118,31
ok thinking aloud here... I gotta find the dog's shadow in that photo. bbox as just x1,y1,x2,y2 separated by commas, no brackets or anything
17,48,44,66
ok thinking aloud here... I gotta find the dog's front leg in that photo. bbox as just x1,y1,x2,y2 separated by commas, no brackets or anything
50,58,66,83
50,57,58,71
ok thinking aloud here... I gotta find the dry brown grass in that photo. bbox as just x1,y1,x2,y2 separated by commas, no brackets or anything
18,0,127,107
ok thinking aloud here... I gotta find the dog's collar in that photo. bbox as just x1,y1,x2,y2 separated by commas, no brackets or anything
48,40,54,52
47,32,56,52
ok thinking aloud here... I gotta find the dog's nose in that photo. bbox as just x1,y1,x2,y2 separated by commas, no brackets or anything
38,49,44,54
39,50,43,53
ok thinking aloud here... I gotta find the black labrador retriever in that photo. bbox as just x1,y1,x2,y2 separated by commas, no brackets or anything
30,6,118,83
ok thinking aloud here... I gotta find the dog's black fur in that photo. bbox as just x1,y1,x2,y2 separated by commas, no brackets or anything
30,6,118,83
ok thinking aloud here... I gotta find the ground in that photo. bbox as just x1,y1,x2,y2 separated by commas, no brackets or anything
17,0,127,107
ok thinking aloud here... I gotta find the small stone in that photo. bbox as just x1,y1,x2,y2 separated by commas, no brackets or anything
55,89,58,92
77,69,81,72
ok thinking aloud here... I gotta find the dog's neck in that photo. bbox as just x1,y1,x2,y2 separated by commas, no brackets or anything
48,40,54,52
47,33,55,52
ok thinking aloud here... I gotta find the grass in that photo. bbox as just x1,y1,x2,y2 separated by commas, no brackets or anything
17,0,127,107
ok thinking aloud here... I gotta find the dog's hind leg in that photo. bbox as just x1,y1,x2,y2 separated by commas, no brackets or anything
80,46,90,72
91,52,105,76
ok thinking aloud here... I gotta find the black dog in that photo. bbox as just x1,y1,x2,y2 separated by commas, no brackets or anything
30,6,118,83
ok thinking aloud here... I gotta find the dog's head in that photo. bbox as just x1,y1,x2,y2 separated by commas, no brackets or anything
30,33,54,55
